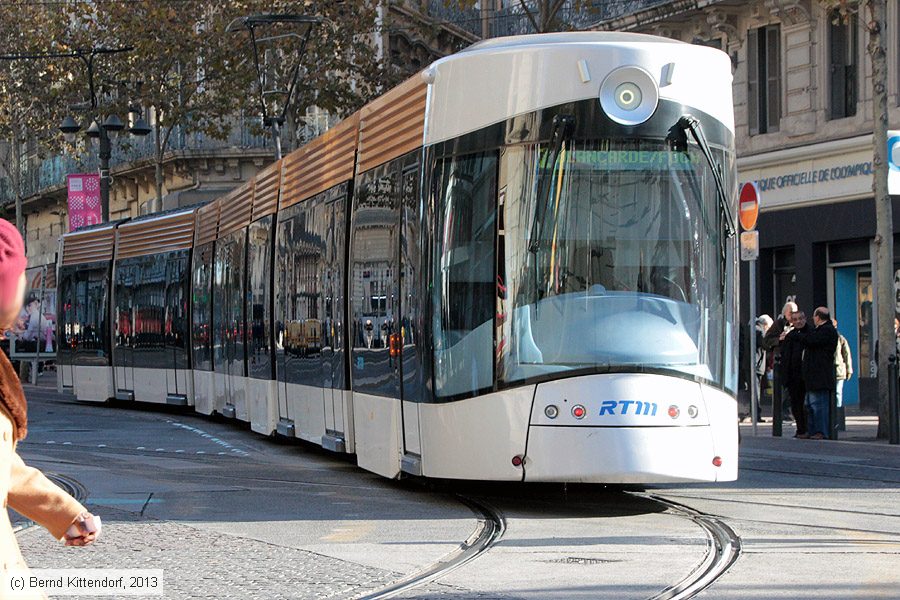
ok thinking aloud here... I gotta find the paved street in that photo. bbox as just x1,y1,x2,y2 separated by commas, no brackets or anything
12,375,900,599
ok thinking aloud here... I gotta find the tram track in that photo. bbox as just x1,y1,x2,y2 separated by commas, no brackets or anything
355,495,506,600
638,493,742,600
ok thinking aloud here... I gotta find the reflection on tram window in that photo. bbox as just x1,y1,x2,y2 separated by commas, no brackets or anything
247,216,274,380
114,250,190,370
496,141,733,388
213,231,246,377
191,243,214,371
58,264,111,365
432,152,498,398
275,189,348,389
350,166,401,398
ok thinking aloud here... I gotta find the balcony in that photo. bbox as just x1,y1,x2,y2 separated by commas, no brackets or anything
0,116,270,205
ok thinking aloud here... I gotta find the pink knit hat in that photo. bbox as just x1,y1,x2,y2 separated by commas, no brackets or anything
0,220,28,312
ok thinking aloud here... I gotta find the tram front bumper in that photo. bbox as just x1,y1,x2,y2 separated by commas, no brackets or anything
523,424,737,483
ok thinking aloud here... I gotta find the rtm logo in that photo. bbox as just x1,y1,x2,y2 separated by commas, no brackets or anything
598,400,658,416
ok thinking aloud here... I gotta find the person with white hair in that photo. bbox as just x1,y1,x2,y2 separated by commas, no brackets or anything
754,314,774,421
763,301,799,421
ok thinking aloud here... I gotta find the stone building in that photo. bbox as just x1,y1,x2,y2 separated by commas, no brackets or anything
595,0,900,410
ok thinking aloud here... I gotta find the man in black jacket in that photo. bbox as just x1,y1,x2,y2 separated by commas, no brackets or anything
780,310,812,437
764,301,798,420
801,307,839,440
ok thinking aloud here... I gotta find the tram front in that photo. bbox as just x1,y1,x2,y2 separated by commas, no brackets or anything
426,33,738,483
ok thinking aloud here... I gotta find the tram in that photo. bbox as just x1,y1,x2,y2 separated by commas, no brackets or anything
57,32,739,483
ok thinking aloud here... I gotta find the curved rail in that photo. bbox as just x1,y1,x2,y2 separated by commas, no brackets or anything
638,493,742,600
355,495,505,600
14,472,89,535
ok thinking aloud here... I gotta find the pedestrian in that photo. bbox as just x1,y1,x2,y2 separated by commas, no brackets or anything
833,318,852,432
780,309,811,438
801,307,839,440
0,220,99,584
754,314,773,422
763,301,797,421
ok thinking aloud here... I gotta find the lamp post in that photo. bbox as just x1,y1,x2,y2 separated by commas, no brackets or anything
55,48,151,223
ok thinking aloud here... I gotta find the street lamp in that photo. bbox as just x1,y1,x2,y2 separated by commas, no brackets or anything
58,106,150,223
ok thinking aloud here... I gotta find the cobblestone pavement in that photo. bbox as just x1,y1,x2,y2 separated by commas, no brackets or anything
17,507,518,600
18,507,399,600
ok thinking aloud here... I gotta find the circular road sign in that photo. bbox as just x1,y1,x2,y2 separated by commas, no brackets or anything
739,182,759,231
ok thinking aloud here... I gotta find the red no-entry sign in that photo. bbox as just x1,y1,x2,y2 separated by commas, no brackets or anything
739,182,759,231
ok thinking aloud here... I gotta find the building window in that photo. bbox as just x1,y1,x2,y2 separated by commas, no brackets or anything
748,24,781,135
773,246,796,311
829,9,858,119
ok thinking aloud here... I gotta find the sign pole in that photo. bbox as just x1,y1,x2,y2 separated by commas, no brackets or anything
739,182,761,436
749,258,758,436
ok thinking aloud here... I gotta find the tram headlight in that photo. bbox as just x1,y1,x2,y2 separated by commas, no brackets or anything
687,405,699,419
544,405,559,419
599,66,659,126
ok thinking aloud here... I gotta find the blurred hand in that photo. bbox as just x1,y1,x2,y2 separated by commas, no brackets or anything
63,512,100,547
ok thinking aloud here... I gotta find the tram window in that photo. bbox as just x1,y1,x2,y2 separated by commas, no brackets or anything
432,152,498,398
191,243,214,372
213,230,247,377
247,216,274,380
495,141,732,390
350,165,401,398
113,262,135,368
62,263,110,365
166,252,190,370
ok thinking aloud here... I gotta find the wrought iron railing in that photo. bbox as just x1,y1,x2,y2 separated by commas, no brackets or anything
1,116,270,204
430,0,671,38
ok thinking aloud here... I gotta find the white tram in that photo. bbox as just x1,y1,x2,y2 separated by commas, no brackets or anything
57,32,739,483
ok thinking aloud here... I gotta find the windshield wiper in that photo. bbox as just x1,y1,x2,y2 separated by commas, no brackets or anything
529,114,575,253
668,114,735,238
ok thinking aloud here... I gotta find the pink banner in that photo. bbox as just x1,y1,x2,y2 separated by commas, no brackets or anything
67,173,102,231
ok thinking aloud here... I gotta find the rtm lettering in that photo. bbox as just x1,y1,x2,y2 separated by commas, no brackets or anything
598,400,658,416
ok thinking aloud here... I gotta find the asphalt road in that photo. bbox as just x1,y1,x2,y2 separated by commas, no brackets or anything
12,384,900,599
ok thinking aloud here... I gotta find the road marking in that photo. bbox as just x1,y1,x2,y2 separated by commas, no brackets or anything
322,522,375,542
166,421,250,457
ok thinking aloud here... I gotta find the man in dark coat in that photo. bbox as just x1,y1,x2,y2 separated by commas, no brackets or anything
763,301,798,420
801,307,839,439
780,310,812,437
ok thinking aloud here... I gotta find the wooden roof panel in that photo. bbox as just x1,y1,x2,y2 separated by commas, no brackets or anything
357,74,426,174
116,209,197,260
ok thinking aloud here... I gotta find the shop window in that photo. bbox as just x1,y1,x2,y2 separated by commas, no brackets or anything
828,9,858,120
748,24,781,135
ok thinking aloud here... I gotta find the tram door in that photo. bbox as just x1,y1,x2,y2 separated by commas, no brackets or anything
322,196,346,440
114,263,136,398
399,166,422,458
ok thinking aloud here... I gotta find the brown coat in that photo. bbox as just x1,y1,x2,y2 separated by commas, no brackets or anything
0,353,85,598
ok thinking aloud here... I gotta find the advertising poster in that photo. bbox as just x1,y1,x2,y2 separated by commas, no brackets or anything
67,173,102,231
6,265,56,359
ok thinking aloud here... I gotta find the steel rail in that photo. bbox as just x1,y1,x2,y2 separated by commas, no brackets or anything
638,493,742,600
354,495,505,600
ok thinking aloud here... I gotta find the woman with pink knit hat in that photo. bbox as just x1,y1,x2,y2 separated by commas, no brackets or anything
0,219,99,583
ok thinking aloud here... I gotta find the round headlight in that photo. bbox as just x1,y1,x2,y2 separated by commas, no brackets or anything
615,82,642,111
599,66,659,126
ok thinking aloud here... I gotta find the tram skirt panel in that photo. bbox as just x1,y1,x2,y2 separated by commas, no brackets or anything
73,365,114,402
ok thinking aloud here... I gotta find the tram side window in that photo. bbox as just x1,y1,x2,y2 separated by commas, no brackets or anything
213,231,247,377
57,268,76,363
350,166,401,398
166,251,190,370
247,216,274,380
191,243,214,372
113,262,137,367
64,264,111,364
133,254,168,369
432,152,498,398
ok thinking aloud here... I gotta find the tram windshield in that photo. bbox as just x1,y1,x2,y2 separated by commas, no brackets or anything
496,139,734,389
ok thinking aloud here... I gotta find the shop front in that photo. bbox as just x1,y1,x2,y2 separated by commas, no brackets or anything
738,134,900,412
